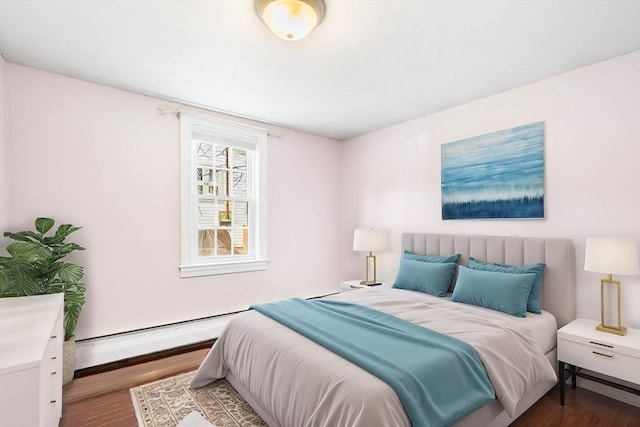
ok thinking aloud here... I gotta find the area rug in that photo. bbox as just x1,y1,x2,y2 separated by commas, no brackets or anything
130,371,267,427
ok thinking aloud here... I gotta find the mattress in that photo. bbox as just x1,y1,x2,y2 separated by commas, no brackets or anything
438,292,558,354
513,309,557,354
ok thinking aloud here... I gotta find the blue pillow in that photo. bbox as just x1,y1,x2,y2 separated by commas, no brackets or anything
403,250,461,264
451,266,537,317
467,257,546,314
392,259,457,297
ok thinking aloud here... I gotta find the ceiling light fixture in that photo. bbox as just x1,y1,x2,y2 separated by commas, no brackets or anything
256,0,325,41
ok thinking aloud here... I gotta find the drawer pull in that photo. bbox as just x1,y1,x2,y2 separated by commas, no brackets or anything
51,356,57,360
589,341,613,349
51,371,57,375
50,335,57,339
592,351,613,358
50,400,56,404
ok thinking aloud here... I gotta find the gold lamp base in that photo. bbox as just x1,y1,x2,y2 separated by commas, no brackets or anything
360,252,380,285
597,275,627,336
359,280,382,286
596,323,627,336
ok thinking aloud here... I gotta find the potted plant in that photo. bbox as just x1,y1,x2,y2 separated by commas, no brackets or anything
0,217,85,384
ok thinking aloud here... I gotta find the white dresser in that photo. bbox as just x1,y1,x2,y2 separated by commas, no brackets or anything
0,293,64,427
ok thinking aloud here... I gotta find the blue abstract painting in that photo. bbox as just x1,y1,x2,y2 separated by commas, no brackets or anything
441,122,544,220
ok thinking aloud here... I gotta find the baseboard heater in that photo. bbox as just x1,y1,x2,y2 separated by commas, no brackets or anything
74,311,238,370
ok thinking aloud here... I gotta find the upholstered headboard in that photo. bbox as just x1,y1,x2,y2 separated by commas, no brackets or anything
401,233,576,328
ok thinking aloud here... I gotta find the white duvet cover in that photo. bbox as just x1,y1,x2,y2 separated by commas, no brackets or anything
191,287,557,427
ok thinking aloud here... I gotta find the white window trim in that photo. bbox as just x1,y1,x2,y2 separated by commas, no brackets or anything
179,112,268,277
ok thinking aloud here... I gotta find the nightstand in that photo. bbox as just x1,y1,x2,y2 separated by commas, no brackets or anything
557,318,640,406
340,280,389,292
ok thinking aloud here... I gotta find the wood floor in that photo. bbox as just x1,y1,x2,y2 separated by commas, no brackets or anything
61,348,640,427
61,349,209,427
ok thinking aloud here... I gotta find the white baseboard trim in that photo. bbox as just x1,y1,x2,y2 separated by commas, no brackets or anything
75,313,237,370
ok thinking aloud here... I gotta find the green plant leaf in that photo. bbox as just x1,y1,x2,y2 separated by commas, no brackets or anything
7,274,42,296
35,218,55,234
43,235,66,245
3,231,37,243
50,242,85,258
64,289,85,340
55,224,82,240
47,283,65,294
9,263,43,278
56,263,85,283
0,270,14,296
5,242,50,263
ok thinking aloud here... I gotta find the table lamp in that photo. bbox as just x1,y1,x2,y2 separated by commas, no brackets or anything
353,229,388,285
584,237,640,336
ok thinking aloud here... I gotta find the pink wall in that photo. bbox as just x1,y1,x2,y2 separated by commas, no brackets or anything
2,64,342,340
4,51,640,339
341,51,640,328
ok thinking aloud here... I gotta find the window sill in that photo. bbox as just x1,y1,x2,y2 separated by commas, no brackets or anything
180,259,269,278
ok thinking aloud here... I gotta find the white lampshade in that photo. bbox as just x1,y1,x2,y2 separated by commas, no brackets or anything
584,237,640,276
353,229,388,253
256,0,324,41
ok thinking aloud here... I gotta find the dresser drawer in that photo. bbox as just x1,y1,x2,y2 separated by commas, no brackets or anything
41,304,64,427
41,349,62,402
558,338,640,385
40,389,62,427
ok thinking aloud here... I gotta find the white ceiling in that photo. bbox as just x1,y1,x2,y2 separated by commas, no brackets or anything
0,1,639,141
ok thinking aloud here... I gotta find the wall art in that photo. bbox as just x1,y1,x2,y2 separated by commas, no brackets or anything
441,122,544,220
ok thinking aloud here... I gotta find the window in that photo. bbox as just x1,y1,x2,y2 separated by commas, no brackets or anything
179,112,268,277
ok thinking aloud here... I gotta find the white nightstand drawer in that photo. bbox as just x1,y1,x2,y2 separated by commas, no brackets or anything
558,338,640,385
559,329,640,359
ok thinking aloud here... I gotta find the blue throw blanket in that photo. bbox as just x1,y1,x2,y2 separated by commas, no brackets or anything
251,298,495,427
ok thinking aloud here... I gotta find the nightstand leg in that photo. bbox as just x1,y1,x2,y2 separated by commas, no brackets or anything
559,361,565,406
570,365,576,389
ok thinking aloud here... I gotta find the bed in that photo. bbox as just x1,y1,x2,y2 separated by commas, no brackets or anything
191,233,576,426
